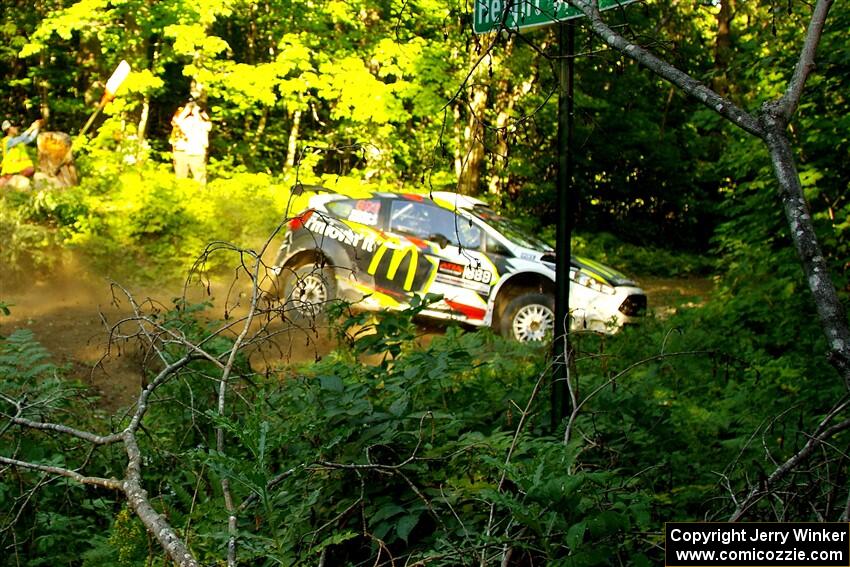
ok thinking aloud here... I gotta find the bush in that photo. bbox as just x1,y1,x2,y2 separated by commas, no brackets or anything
0,330,120,566
570,230,716,277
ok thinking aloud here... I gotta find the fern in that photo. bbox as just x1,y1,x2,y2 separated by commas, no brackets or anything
0,329,57,383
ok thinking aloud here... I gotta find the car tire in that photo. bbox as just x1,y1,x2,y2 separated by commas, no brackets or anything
281,262,337,321
500,293,556,342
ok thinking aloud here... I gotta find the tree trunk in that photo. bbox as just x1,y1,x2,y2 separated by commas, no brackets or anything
249,108,268,162
285,108,302,170
488,109,510,197
713,0,734,95
457,85,488,195
137,98,150,144
38,51,50,122
453,101,463,179
457,42,494,196
488,44,525,197
760,108,850,382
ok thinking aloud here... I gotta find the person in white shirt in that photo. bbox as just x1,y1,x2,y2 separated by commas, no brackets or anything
170,101,211,185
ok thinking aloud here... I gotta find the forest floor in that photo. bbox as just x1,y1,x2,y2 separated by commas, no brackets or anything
0,256,714,410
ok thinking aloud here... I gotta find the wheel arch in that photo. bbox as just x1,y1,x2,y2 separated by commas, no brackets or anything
489,271,555,329
280,235,352,270
282,248,332,271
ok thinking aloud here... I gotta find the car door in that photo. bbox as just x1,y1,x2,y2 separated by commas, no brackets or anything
360,197,442,303
381,197,498,321
423,212,500,322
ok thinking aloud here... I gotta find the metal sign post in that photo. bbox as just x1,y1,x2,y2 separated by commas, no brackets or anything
473,0,634,429
551,20,574,429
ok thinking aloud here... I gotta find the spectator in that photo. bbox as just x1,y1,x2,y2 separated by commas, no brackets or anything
170,101,211,185
1,119,41,186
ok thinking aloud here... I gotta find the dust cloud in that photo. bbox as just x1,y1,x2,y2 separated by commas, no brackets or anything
0,252,334,410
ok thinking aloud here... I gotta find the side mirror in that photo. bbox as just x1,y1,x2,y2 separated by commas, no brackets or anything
429,233,451,248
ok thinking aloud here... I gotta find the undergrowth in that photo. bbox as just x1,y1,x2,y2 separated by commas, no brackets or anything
1,279,847,565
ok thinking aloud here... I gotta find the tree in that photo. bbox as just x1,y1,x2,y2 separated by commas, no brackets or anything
561,0,848,383
0,235,281,566
446,0,850,520
561,0,850,516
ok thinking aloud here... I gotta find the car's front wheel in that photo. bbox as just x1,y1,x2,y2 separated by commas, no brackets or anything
500,293,555,342
281,262,336,320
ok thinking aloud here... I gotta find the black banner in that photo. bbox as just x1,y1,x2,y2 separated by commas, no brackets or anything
665,523,849,567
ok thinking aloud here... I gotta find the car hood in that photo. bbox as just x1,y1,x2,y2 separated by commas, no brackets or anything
571,256,637,287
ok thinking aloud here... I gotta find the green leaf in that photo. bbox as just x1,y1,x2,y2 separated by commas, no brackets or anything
395,514,419,544
388,392,409,417
320,375,344,392
567,521,585,550
311,530,358,555
370,503,405,524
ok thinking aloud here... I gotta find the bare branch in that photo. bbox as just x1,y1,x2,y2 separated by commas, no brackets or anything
0,456,122,490
1,414,123,446
482,362,551,566
125,354,198,434
122,432,200,567
730,415,850,521
758,114,850,385
567,0,763,136
204,232,285,567
776,0,834,120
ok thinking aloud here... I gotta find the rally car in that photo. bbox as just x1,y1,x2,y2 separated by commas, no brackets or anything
270,187,646,341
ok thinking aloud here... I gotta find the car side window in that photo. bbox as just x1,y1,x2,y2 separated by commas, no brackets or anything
456,216,482,250
485,233,511,256
389,201,439,239
327,199,381,226
389,201,481,249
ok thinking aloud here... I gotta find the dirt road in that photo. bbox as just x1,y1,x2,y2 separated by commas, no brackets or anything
1,257,714,410
0,256,335,409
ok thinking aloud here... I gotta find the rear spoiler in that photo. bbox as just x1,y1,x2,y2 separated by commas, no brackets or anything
291,183,334,196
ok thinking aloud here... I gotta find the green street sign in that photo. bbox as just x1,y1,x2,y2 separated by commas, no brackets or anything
473,0,637,34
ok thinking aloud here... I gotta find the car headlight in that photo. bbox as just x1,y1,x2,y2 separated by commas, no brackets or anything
571,270,615,295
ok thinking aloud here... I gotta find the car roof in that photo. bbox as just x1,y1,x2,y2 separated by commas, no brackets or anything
303,186,486,211
429,191,488,211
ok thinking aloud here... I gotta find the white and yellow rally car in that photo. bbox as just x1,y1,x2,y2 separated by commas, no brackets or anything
271,188,646,341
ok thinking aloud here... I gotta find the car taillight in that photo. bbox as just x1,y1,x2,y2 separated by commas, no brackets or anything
619,294,647,317
288,209,314,231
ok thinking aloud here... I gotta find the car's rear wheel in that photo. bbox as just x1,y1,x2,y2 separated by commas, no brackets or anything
500,293,555,342
281,263,336,320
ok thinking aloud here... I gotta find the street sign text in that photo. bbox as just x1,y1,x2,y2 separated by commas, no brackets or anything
473,0,636,34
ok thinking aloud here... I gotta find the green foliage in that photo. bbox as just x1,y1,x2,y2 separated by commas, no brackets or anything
2,0,849,261
1,269,848,565
7,153,294,282
80,507,150,567
2,1,850,564
101,303,658,565
0,190,61,282
571,231,716,277
0,330,121,567
0,328,58,383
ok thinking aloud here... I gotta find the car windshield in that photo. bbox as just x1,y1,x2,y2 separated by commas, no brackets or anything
471,206,553,252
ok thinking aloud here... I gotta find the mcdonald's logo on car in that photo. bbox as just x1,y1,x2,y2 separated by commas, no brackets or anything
367,242,419,291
